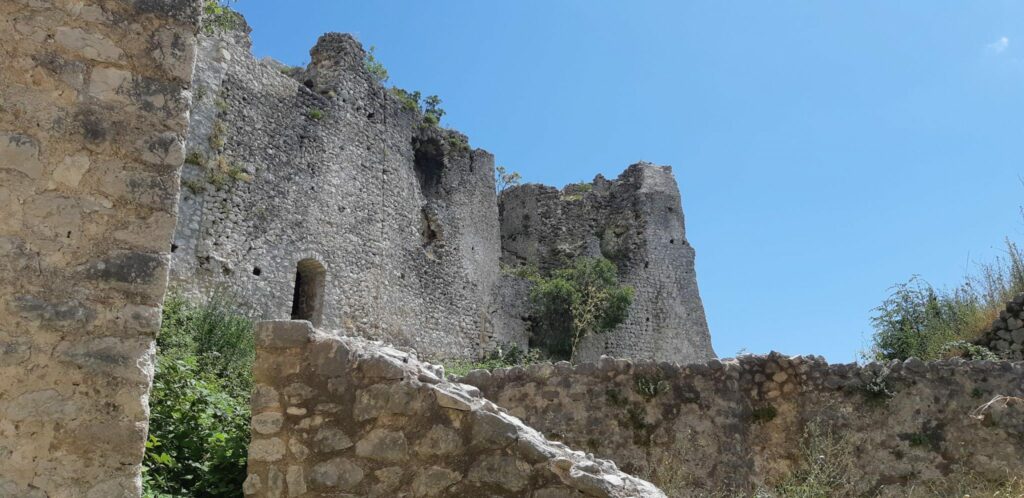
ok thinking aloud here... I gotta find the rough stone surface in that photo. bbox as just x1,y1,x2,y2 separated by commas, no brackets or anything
460,354,1024,497
0,0,200,495
498,166,715,363
169,27,503,360
977,292,1024,360
245,320,665,497
168,23,714,363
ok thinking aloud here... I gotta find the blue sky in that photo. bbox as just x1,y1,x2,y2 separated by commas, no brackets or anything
234,1,1024,362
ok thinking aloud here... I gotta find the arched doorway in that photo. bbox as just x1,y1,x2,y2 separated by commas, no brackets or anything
291,258,326,326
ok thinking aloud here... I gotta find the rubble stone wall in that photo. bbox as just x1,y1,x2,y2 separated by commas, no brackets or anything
461,354,1024,497
977,292,1024,360
498,165,715,363
245,320,665,497
0,0,200,495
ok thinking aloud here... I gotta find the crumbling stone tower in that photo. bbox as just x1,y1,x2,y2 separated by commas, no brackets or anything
497,164,715,363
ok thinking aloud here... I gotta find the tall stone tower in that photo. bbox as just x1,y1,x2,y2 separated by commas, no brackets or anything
496,163,715,363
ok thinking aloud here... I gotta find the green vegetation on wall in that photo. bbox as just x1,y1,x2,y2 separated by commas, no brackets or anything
528,257,635,361
143,294,253,498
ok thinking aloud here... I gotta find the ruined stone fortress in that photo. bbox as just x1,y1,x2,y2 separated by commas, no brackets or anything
1,2,1022,497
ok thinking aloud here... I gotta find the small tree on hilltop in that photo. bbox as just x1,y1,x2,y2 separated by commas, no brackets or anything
530,257,634,362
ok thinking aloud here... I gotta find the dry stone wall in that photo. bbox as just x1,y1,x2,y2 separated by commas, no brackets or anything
169,27,504,360
0,0,199,495
977,292,1024,360
245,320,665,497
498,165,715,363
460,354,1024,497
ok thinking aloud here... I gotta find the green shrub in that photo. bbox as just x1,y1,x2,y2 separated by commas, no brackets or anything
143,294,253,498
868,240,1024,361
444,343,543,377
423,95,444,126
529,257,634,361
307,108,325,121
390,87,421,112
364,46,389,84
202,0,242,35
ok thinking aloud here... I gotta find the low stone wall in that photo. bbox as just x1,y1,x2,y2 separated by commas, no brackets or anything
460,354,1024,497
245,320,665,497
978,292,1024,360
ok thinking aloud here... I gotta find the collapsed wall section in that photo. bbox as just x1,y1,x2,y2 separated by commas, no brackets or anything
461,355,1024,496
977,292,1024,360
498,164,715,363
0,0,200,495
168,28,501,360
245,320,665,497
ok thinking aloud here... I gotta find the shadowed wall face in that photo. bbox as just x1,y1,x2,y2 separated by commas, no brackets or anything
0,1,200,495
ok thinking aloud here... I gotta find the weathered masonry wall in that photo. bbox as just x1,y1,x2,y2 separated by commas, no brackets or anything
0,1,199,495
461,355,1024,497
498,164,715,363
246,320,665,497
169,27,503,360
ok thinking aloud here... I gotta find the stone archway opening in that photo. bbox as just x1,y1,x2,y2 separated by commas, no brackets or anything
290,258,326,326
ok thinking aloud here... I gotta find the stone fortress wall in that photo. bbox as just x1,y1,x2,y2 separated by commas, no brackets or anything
459,354,1024,496
498,165,715,363
167,20,716,363
0,0,200,495
169,26,504,359
245,320,665,498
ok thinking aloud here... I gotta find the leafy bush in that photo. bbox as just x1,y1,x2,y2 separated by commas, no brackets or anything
529,257,634,361
363,45,388,84
868,240,1024,361
143,294,253,498
422,95,445,126
307,108,325,121
444,343,544,377
202,0,242,34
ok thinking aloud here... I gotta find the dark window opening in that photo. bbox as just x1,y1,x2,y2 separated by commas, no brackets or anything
170,243,179,253
412,135,445,198
669,238,675,244
252,266,262,276
291,258,326,326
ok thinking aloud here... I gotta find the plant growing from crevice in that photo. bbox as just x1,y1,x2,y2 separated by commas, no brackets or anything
443,343,544,378
751,405,778,424
307,108,325,121
529,257,634,362
860,367,896,406
364,45,389,84
635,373,668,401
201,0,242,34
423,94,445,126
496,165,521,193
209,120,228,150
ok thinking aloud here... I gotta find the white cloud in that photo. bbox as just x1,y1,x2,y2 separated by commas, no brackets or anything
987,36,1009,54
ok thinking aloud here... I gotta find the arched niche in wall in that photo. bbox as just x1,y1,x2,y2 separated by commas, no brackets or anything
291,258,327,326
